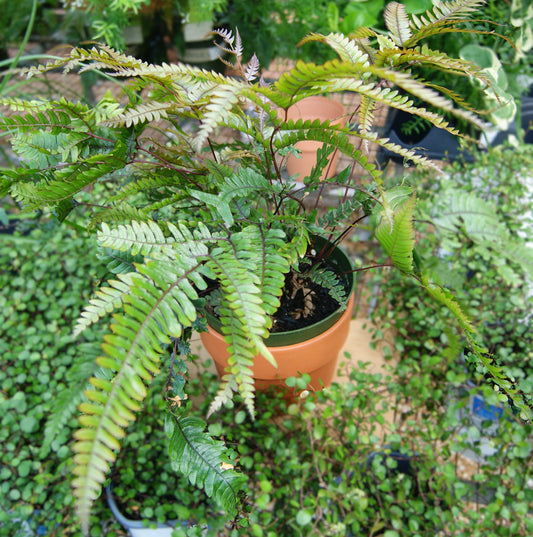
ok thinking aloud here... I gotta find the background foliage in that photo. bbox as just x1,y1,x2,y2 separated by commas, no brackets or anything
0,218,124,536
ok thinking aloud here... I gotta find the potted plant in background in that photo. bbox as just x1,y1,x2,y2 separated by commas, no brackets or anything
1,1,531,534
380,0,533,164
281,96,347,182
173,0,229,68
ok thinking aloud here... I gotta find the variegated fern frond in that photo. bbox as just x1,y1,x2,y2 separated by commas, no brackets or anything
71,219,299,529
429,190,533,280
406,0,487,44
384,1,413,46
375,192,416,274
72,222,214,532
206,226,294,416
267,54,487,135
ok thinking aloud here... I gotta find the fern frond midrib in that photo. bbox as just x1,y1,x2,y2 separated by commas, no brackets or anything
75,261,205,522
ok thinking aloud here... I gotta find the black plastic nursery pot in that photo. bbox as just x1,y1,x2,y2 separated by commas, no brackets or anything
380,91,533,166
380,108,477,164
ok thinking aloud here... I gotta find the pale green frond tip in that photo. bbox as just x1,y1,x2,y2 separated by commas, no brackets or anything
376,193,416,274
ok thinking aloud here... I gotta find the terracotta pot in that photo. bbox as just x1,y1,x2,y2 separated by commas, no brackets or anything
283,96,346,182
200,238,355,393
201,293,354,393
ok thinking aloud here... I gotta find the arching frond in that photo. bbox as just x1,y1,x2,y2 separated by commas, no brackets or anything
10,149,127,208
73,274,134,337
407,0,486,44
421,275,533,421
299,32,370,64
72,237,210,532
97,220,169,256
384,2,412,46
207,227,295,416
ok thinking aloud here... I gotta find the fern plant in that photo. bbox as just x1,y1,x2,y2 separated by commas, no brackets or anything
1,1,531,534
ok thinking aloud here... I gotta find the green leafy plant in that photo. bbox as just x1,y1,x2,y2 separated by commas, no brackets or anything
368,143,533,402
59,0,150,50
1,1,530,534
177,0,228,24
162,361,533,536
0,218,124,536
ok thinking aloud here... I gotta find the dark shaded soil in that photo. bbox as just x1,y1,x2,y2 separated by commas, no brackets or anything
204,258,346,334
269,268,341,333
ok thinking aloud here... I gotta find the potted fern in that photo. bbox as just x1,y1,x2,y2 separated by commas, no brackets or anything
1,1,530,534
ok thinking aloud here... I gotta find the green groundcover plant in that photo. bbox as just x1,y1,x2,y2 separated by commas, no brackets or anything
111,360,533,536
0,217,124,536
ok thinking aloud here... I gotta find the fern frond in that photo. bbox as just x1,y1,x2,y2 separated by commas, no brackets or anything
207,227,292,416
267,58,486,134
501,242,533,281
318,195,371,229
105,171,189,204
104,101,173,128
72,242,209,532
23,44,146,79
0,96,56,113
10,146,128,208
407,0,486,45
73,274,134,337
274,118,381,180
275,117,435,178
430,190,533,280
206,259,266,414
97,220,169,256
86,203,149,232
376,192,416,274
299,32,370,64
97,246,145,275
420,274,533,421
358,95,377,146
42,342,101,453
431,191,508,241
377,44,489,84
384,2,412,46
194,83,243,151
305,265,348,306
192,168,284,225
244,53,260,82
165,414,247,517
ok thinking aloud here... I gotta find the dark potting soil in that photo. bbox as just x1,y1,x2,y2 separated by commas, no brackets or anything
268,269,342,333
204,264,344,334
